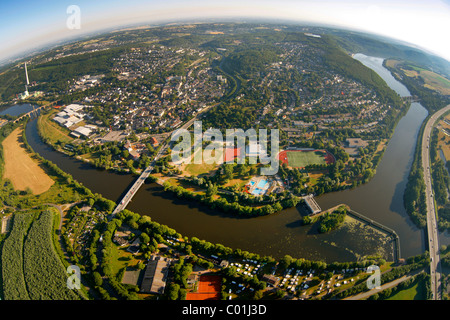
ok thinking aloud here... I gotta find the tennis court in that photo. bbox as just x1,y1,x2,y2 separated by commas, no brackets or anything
186,275,222,300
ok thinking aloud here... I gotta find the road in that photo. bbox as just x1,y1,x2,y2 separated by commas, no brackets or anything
420,104,450,300
343,269,425,300
111,103,216,216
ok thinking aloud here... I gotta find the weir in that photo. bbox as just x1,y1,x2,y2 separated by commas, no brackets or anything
304,194,322,215
347,209,401,264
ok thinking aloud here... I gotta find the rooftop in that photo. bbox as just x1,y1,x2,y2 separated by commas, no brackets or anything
140,256,171,294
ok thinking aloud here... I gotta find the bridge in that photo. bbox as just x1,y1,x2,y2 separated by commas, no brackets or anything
111,146,166,215
13,102,56,123
110,103,216,217
402,95,420,104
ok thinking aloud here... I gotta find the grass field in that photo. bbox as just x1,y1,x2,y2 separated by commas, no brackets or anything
2,127,54,194
181,147,222,176
279,150,332,168
386,279,426,300
37,110,73,145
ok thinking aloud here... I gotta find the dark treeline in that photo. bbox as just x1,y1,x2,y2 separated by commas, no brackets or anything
403,118,428,228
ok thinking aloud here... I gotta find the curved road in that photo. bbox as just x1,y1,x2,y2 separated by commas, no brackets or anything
421,104,450,300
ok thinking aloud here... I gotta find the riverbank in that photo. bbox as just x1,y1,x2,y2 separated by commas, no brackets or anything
21,53,436,262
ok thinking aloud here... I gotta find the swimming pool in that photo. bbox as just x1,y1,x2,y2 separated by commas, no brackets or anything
256,179,268,189
252,188,265,195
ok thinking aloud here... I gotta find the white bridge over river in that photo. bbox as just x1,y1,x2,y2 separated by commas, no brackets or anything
111,104,215,216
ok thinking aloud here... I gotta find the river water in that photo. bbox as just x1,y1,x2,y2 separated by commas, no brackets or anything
0,103,35,117
23,54,449,262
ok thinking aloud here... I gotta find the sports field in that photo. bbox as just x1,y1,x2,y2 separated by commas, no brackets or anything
186,275,222,300
279,149,335,168
2,127,54,194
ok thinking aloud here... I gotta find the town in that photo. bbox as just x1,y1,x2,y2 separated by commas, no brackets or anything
0,22,445,302
26,25,409,211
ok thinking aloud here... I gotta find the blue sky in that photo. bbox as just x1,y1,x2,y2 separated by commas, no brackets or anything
1,0,449,63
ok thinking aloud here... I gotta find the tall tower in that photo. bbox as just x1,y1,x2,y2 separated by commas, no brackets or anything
24,62,30,96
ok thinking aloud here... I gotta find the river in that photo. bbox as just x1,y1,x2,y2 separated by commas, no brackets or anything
23,53,449,262
0,103,35,117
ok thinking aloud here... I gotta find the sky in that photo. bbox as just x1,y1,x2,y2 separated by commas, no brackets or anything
0,0,449,63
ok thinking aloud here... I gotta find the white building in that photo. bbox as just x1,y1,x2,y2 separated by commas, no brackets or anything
53,104,85,128
246,142,267,158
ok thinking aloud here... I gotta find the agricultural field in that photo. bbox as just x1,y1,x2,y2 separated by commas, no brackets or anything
437,115,450,162
387,60,450,95
421,70,450,95
1,127,54,194
1,209,81,300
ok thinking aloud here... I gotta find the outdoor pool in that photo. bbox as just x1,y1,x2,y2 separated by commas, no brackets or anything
257,179,268,188
252,188,265,195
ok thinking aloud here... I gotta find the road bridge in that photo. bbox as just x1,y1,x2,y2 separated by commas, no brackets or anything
111,104,216,217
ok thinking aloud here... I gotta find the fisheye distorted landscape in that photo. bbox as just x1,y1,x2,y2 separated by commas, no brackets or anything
0,0,450,308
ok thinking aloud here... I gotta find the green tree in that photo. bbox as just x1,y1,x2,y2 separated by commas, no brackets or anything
93,271,103,287
206,183,218,198
167,283,180,300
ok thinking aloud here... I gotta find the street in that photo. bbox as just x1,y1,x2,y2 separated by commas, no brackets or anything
420,104,450,300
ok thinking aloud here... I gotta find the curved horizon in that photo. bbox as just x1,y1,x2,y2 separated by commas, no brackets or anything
0,0,449,65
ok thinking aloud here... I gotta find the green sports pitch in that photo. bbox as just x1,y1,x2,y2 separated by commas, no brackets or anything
279,149,333,168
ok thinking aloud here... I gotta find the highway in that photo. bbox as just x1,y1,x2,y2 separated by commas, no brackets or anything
420,104,450,300
111,103,216,216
